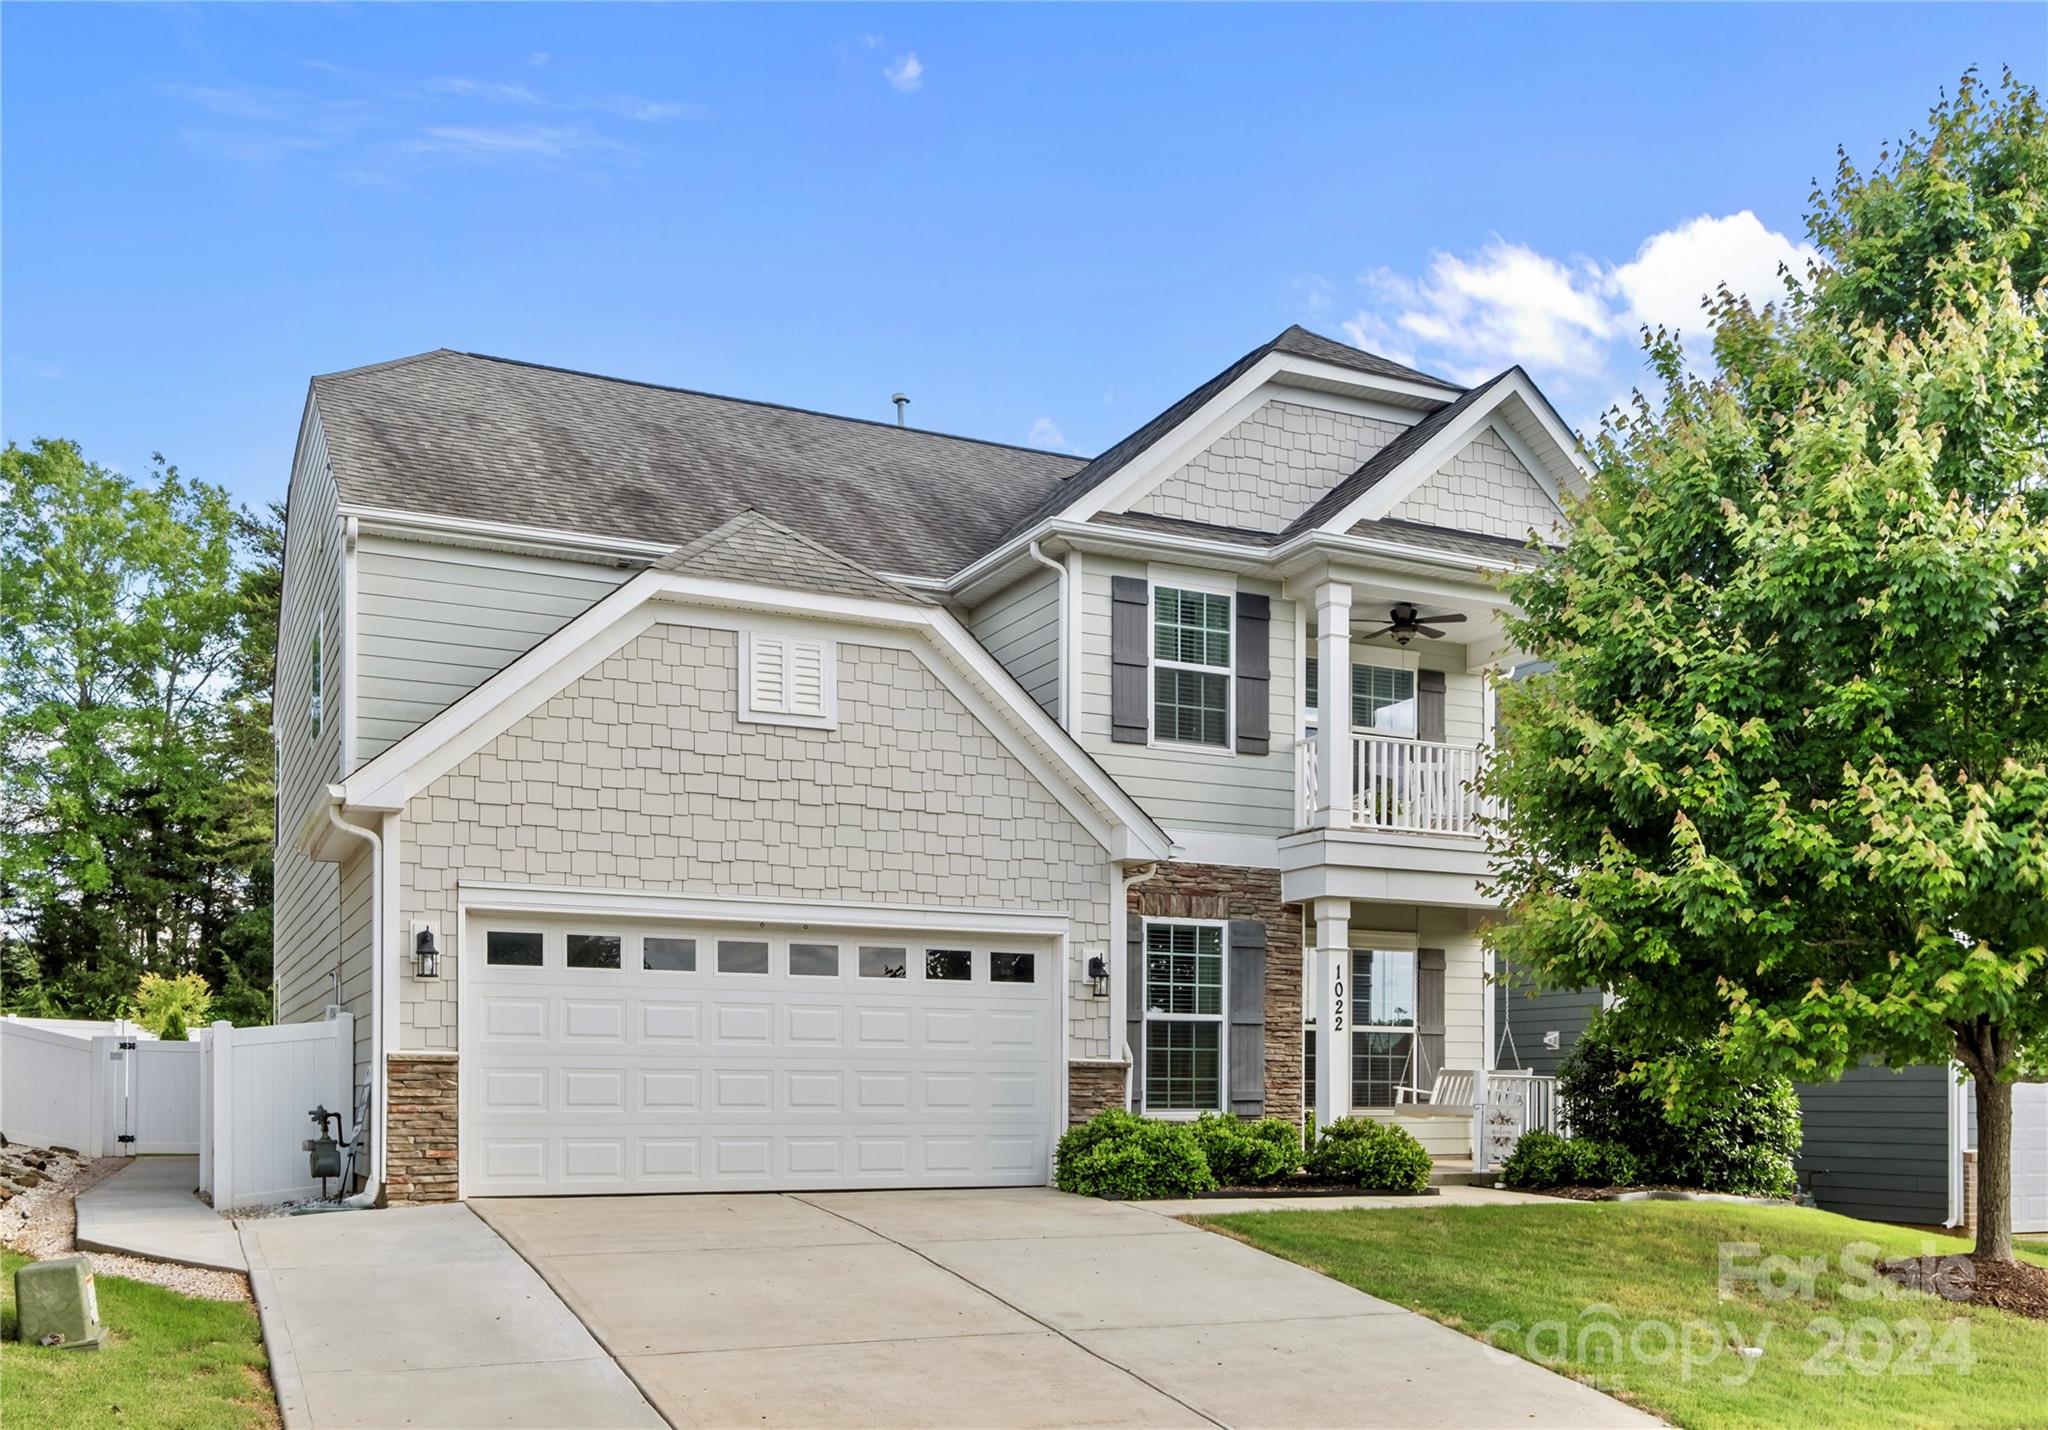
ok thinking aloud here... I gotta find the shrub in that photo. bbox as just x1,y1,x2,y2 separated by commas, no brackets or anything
1500,1131,1643,1189
1190,1114,1304,1185
1304,1117,1432,1193
129,971,212,1042
1500,1129,1572,1188
1054,1110,1217,1199
1558,1010,1800,1197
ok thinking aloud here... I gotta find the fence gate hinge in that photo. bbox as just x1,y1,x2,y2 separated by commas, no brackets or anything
116,1135,136,1145
118,1040,138,1050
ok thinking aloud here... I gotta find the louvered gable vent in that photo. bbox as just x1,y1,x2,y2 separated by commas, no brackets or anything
741,629,838,728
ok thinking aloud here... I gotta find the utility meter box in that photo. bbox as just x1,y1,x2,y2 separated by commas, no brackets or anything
15,1255,103,1350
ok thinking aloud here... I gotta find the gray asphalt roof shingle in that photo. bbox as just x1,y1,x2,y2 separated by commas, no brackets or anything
312,350,1085,582
653,510,930,603
309,330,1465,581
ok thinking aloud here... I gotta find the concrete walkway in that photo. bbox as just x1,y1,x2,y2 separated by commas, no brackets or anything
475,1187,1658,1429
75,1155,246,1273
240,1203,662,1430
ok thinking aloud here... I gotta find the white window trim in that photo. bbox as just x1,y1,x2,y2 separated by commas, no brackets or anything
1147,577,1235,757
739,625,839,729
1140,916,1229,1117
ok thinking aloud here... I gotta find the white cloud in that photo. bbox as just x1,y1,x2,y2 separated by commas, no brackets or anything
163,67,695,181
884,53,924,93
1611,211,1817,337
1320,211,1818,420
1026,417,1068,450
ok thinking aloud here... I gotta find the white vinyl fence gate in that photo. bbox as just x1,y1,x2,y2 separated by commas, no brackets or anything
2,1014,353,1209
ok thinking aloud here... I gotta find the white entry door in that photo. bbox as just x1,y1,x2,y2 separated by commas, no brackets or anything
462,914,1058,1196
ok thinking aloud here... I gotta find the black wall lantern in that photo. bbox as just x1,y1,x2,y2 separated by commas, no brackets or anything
1086,955,1110,998
414,926,440,979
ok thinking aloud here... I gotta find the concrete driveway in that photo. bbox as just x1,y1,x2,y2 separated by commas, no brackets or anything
473,1188,1656,1429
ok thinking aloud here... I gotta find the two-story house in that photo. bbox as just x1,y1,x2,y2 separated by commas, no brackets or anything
275,327,1583,1202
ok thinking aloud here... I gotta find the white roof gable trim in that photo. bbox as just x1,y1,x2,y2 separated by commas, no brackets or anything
1319,369,1587,536
330,569,1172,861
1057,351,1448,530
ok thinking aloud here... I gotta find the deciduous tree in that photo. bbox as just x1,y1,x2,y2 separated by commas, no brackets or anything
1486,72,2048,1262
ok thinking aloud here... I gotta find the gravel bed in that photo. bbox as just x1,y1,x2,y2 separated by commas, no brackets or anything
0,1143,250,1302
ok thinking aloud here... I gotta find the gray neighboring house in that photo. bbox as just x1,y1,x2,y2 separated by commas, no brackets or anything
273,327,1603,1203
1498,981,2048,1234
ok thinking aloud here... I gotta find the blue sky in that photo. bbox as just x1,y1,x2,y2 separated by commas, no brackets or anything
4,3,2042,511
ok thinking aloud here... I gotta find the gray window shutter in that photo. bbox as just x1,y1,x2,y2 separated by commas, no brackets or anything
1234,594,1271,755
1415,948,1446,1094
1126,912,1147,1108
1417,669,1447,743
1227,919,1267,1116
1111,577,1150,745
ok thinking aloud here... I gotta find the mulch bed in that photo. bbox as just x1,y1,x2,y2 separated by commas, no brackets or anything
1534,1183,1794,1204
1879,1253,2048,1322
1198,1182,1438,1199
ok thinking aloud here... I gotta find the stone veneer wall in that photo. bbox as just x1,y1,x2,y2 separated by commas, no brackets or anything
1067,1060,1129,1126
385,1052,458,1205
1129,862,1304,1124
1131,400,1405,533
400,620,1116,1057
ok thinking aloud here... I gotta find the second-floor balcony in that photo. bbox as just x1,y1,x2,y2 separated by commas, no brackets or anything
1299,728,1491,837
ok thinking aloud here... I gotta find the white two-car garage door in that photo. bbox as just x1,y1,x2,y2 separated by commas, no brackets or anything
462,913,1058,1196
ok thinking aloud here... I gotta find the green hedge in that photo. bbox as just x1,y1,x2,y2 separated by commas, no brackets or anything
1304,1117,1432,1193
1189,1113,1304,1185
1053,1110,1216,1199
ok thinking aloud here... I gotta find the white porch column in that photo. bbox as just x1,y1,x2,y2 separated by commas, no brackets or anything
1313,896,1351,1127
1314,581,1354,829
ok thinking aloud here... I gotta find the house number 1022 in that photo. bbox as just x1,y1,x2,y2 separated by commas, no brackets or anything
1329,966,1346,1034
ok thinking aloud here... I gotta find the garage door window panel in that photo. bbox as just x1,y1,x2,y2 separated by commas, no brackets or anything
925,948,972,982
990,951,1036,985
790,942,841,977
859,945,909,979
486,930,544,967
643,936,697,972
718,939,770,975
567,933,622,970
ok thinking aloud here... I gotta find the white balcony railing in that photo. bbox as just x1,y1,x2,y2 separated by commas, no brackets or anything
1298,728,1491,836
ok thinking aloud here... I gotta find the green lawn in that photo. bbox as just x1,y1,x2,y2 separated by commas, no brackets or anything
2,1251,275,1429
1197,1202,2048,1430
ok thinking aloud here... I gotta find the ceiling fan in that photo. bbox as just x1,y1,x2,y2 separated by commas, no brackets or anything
1363,602,1468,646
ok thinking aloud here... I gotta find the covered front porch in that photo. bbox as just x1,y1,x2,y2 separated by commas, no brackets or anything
1292,896,1563,1171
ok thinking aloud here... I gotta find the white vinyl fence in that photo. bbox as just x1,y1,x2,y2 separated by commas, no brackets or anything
200,1015,354,1210
2,1012,354,1210
1,1018,114,1153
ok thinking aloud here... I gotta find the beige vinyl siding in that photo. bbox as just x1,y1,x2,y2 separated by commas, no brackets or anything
399,620,1117,1058
965,567,1060,718
273,407,345,1034
1389,425,1563,541
353,539,629,760
336,845,373,1088
1077,556,1298,836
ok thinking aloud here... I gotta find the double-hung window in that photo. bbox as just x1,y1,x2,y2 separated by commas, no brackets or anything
1143,920,1225,1112
1153,586,1231,747
1353,665,1416,736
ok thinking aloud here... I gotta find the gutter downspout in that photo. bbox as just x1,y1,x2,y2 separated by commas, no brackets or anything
323,798,384,1207
1025,540,1068,731
1115,861,1166,1110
